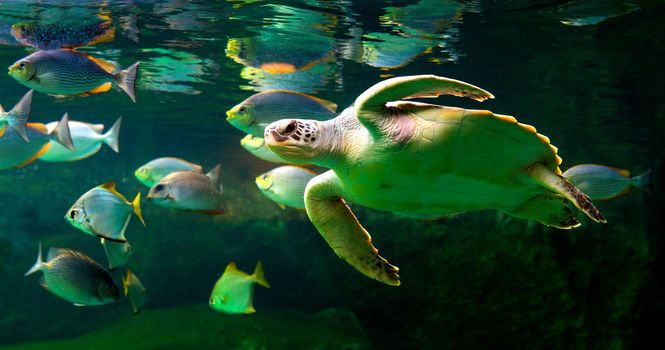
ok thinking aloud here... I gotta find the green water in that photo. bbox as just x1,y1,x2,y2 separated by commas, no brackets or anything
0,1,663,349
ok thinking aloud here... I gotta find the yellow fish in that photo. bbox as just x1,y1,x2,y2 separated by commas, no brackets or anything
209,261,270,315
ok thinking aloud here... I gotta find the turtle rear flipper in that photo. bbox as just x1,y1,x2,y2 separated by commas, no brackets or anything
505,193,580,229
527,163,606,224
305,170,400,286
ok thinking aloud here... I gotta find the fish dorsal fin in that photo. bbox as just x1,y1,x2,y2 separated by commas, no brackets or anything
87,123,105,134
264,90,337,112
224,261,239,274
99,182,130,202
132,193,146,226
77,52,118,74
48,248,98,266
47,247,70,261
206,164,221,184
27,122,48,133
613,167,630,177
122,268,133,296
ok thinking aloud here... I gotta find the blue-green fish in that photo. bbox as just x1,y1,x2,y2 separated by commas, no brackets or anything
39,117,121,162
135,157,203,188
227,90,336,137
0,113,74,170
209,261,270,315
147,165,225,215
25,243,120,306
122,268,146,315
8,49,139,102
0,90,32,142
11,21,115,50
66,182,145,242
256,166,317,209
240,134,289,164
101,238,132,270
562,164,652,201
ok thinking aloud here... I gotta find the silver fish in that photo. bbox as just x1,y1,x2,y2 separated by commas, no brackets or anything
122,268,146,315
147,165,225,215
563,164,652,200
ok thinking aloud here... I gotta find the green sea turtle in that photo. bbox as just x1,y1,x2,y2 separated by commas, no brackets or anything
264,75,606,286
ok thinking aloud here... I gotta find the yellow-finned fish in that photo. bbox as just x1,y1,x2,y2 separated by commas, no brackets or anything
8,49,139,102
562,164,652,201
39,117,121,162
0,113,74,170
122,268,146,315
240,134,289,164
147,165,225,215
226,90,336,137
209,261,270,315
255,166,317,209
25,243,120,306
66,182,145,242
135,157,203,188
0,90,33,142
100,238,132,270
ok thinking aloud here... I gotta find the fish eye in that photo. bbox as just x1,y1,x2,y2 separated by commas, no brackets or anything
19,62,26,69
140,168,148,174
209,298,215,305
154,184,164,192
68,209,77,219
239,106,246,114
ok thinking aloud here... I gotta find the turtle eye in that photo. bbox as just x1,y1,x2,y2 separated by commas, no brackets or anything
284,121,297,134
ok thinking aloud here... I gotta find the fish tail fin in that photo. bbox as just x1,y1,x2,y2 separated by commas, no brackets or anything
115,61,139,103
122,268,132,296
632,169,653,196
51,113,75,151
103,117,122,153
7,90,33,142
252,261,270,288
25,242,43,276
132,192,146,226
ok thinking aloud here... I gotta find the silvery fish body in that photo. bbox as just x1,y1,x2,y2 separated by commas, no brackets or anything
25,244,119,306
122,269,146,315
255,166,317,209
226,90,336,137
240,134,289,164
563,164,652,201
40,118,121,162
147,166,224,215
66,182,144,242
101,238,132,270
135,157,203,187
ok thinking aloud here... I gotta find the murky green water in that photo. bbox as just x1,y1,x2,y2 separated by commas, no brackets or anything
1,1,663,349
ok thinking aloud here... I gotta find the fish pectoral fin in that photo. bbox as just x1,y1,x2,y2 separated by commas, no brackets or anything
244,305,256,315
88,82,113,95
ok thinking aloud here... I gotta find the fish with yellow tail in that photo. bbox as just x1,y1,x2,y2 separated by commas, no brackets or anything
256,166,317,209
209,261,270,315
562,164,652,201
147,165,225,215
135,157,203,188
25,243,120,306
40,117,121,162
8,49,139,102
66,182,145,242
0,90,33,142
122,268,146,315
0,113,74,170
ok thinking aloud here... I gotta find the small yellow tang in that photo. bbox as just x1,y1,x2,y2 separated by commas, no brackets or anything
209,261,270,315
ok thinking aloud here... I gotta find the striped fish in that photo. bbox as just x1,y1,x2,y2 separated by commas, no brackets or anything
0,113,74,170
8,49,139,102
563,164,652,201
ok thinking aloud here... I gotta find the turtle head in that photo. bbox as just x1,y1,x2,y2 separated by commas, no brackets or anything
264,119,324,164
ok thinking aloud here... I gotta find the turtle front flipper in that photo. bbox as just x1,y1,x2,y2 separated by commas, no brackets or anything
527,163,607,224
305,170,400,286
504,193,581,229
